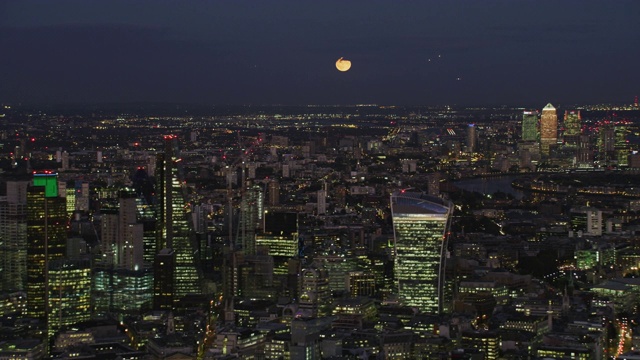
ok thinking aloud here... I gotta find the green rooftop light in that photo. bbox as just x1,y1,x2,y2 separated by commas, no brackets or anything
33,172,58,197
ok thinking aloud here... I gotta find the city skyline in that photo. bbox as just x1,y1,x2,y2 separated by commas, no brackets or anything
1,0,639,106
1,103,640,358
2,2,640,358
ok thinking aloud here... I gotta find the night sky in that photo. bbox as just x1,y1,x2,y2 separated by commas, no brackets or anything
1,1,639,106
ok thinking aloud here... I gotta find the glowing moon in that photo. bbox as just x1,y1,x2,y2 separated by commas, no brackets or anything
335,57,351,72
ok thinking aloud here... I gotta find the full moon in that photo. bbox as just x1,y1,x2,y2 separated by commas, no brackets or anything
335,57,351,72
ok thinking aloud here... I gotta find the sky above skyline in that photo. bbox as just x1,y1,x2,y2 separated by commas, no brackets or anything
1,1,639,107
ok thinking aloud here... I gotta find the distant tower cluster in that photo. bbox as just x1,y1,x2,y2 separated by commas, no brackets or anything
540,103,558,156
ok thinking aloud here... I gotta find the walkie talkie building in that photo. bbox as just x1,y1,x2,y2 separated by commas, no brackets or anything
391,190,453,314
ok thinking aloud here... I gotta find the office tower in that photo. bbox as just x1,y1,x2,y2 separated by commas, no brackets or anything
256,212,298,275
597,124,616,164
540,103,557,156
0,180,29,292
299,263,331,318
137,197,157,265
26,172,68,319
466,124,477,153
391,190,453,314
237,247,275,299
317,189,327,215
267,180,280,206
346,271,376,298
318,252,359,295
461,331,499,360
615,121,630,166
255,212,298,298
155,135,201,299
576,134,593,167
61,151,70,171
563,110,581,146
47,259,91,338
427,172,441,197
100,205,118,266
117,190,144,270
401,159,417,173
570,206,603,237
99,189,143,269
74,181,89,212
521,111,538,141
247,162,257,179
282,164,290,178
191,204,206,235
153,248,175,310
290,317,334,360
94,189,152,316
238,184,263,255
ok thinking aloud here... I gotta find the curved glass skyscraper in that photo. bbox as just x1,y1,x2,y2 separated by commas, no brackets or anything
391,190,453,314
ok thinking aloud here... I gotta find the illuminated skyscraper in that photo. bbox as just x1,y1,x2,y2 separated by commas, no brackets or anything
597,123,616,164
576,134,593,167
466,124,477,153
26,173,67,320
299,263,331,317
540,103,557,156
615,121,630,166
256,211,298,276
521,111,539,142
238,183,263,255
47,259,91,337
93,189,152,317
391,190,453,314
155,135,201,301
563,110,581,146
0,180,29,293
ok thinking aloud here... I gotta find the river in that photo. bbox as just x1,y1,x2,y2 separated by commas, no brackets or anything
453,175,525,199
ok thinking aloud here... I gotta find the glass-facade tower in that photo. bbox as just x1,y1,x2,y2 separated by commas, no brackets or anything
391,190,453,314
47,259,91,337
563,110,581,146
0,181,29,293
540,103,558,156
26,173,68,319
155,135,201,300
521,111,538,142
